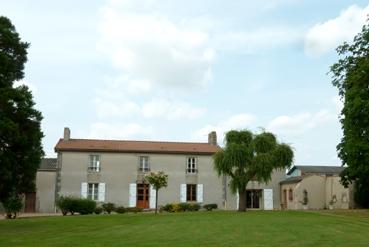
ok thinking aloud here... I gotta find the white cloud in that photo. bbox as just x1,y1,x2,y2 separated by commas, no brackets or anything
13,80,37,93
305,4,369,56
267,110,334,136
192,114,257,144
88,122,153,140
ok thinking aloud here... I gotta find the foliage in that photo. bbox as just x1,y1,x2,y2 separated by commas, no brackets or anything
0,16,44,205
203,203,218,211
189,203,201,211
94,207,103,215
213,130,293,211
3,193,23,219
330,21,369,208
161,203,201,212
145,171,169,214
126,207,143,213
115,206,127,214
102,202,116,214
56,196,96,215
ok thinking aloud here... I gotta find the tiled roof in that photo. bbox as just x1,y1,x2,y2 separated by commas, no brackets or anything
39,158,57,171
54,139,221,155
279,176,303,185
287,165,344,175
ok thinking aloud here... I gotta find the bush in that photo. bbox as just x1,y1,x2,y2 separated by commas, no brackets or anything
189,203,201,211
3,194,23,219
161,203,201,212
178,203,191,212
115,206,127,214
126,207,143,213
94,207,103,214
102,203,116,214
161,203,174,212
56,196,96,215
203,203,218,211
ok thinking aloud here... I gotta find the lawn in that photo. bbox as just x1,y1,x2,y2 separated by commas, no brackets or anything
0,210,369,247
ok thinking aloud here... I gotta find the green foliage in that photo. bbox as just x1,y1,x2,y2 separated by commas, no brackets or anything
126,207,143,213
115,206,127,214
94,207,103,215
56,196,96,215
3,193,23,219
330,21,369,208
189,203,201,211
214,130,293,211
161,203,201,212
0,16,44,204
102,202,116,214
145,171,169,214
203,203,218,211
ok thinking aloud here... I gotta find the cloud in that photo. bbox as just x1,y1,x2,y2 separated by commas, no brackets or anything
192,114,257,144
97,2,215,92
87,122,153,140
305,4,369,56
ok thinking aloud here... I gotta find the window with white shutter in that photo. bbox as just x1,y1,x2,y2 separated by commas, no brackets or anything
88,155,100,172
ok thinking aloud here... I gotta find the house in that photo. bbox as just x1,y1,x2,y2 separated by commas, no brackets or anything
280,165,354,210
46,127,284,211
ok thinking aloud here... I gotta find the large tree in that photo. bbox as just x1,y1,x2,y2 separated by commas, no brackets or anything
0,16,44,207
214,130,293,211
330,22,369,208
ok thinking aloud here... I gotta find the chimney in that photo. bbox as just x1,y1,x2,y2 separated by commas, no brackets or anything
208,131,217,145
63,127,70,141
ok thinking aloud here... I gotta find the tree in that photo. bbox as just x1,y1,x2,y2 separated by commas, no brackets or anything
214,130,293,211
0,16,44,212
330,21,369,208
145,171,168,214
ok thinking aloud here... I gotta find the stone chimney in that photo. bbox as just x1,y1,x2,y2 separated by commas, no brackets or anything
208,131,217,145
63,127,70,141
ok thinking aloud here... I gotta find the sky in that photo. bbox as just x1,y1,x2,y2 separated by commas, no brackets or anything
1,0,369,165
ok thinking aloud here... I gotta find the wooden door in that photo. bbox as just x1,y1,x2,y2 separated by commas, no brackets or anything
136,184,149,209
25,192,36,212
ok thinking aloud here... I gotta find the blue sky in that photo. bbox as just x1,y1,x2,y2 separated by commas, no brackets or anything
1,0,369,165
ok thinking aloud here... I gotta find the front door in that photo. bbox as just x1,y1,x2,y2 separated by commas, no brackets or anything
246,190,261,209
136,184,149,209
24,192,36,213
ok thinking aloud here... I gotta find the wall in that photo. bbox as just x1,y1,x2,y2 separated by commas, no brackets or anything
36,171,56,213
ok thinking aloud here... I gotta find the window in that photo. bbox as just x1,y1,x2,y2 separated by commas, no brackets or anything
88,155,100,172
139,156,150,172
186,184,197,202
88,183,99,200
288,188,293,201
187,157,197,174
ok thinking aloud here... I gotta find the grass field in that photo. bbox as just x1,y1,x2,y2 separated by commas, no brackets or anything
0,210,368,247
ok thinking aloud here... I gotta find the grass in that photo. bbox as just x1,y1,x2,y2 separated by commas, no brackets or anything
0,210,369,247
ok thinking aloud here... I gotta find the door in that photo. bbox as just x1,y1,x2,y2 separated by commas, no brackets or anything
24,192,36,213
246,190,261,209
136,184,149,209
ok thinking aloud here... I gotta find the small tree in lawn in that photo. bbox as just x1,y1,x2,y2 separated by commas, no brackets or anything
145,171,168,214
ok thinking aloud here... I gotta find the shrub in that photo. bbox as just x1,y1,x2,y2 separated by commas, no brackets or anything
203,203,218,211
56,196,96,215
102,202,116,214
161,203,174,212
3,194,23,219
189,203,201,211
172,203,182,212
178,203,191,212
94,207,103,215
76,199,96,215
115,206,127,214
126,207,143,213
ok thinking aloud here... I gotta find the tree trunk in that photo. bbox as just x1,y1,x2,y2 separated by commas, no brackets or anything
238,190,247,212
155,189,158,214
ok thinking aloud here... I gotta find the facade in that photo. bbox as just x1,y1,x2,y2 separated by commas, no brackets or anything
280,166,354,210
49,127,283,211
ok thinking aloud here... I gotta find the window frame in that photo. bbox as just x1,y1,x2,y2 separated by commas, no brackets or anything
88,154,101,172
138,156,150,172
186,157,197,174
186,184,197,202
288,188,293,201
87,183,99,201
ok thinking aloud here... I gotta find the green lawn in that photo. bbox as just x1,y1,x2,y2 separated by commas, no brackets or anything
0,210,369,247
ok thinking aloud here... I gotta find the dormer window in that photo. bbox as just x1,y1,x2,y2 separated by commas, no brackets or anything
88,155,100,172
187,157,197,174
139,156,150,172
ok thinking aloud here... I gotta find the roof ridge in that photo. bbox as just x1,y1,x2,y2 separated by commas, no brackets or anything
66,138,212,145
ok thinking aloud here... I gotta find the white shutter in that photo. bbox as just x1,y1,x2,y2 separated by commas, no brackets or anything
263,189,273,210
96,160,100,172
180,184,187,202
81,182,88,199
236,190,239,210
149,185,156,209
197,184,203,203
129,183,137,207
98,183,105,202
